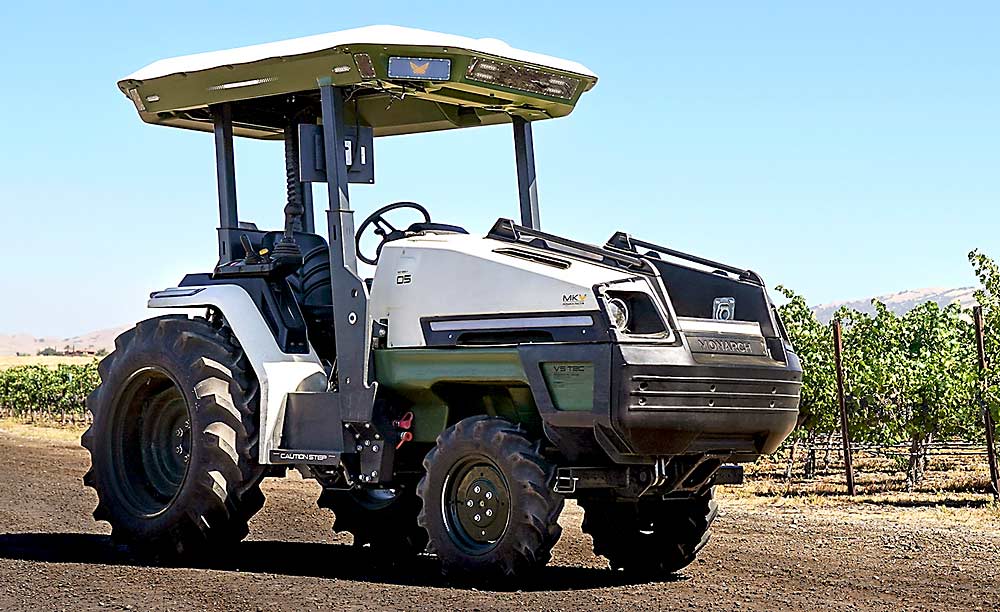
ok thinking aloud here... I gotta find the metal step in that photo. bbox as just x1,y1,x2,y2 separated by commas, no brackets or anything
268,449,341,465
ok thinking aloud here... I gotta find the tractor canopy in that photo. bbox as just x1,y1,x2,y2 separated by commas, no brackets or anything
118,25,598,139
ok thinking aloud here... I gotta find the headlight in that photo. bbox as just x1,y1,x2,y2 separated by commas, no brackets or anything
604,291,669,335
607,297,630,331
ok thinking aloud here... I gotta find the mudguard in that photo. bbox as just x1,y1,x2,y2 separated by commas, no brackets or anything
147,285,327,462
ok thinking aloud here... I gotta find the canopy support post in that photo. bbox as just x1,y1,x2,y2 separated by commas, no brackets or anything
211,103,239,262
513,116,540,229
319,83,376,419
302,186,315,234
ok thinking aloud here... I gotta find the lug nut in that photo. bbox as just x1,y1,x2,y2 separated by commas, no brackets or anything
474,514,481,522
486,509,493,517
372,445,379,452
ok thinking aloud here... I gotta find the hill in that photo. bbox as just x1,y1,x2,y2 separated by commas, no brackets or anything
0,326,126,356
811,287,978,324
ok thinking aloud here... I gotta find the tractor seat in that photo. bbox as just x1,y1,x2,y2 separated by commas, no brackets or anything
262,231,332,307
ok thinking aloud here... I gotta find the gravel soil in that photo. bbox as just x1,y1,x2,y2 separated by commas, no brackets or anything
0,430,998,612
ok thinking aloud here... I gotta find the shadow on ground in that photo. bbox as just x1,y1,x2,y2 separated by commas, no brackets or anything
0,533,675,592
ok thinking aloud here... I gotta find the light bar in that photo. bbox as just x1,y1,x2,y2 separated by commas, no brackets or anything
465,58,580,100
430,315,594,332
208,77,278,91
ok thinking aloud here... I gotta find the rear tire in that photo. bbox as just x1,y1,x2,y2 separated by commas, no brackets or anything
82,315,265,557
317,483,428,555
416,416,563,579
579,488,718,576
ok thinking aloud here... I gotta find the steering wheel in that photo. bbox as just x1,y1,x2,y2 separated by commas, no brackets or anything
354,201,431,265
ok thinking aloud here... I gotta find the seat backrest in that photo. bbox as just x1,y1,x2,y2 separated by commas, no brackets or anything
262,231,332,306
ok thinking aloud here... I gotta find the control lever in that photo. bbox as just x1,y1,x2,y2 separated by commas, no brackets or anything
240,234,265,264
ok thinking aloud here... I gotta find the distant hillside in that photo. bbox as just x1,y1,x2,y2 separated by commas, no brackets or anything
0,326,127,356
811,287,979,324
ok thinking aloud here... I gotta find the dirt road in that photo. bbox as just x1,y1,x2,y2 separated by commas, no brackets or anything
0,430,997,612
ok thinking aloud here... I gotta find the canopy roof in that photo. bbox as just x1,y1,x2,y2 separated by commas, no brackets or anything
118,25,598,139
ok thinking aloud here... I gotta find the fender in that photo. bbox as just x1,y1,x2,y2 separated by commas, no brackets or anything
148,285,327,463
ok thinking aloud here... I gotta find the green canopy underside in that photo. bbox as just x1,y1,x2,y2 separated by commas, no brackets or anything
119,42,597,139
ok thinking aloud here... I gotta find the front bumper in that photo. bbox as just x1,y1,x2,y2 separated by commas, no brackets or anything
519,341,802,465
607,344,801,461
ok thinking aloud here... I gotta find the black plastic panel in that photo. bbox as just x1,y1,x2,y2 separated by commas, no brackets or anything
178,273,309,354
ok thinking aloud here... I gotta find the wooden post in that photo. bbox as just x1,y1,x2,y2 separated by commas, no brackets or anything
973,306,999,500
833,319,857,495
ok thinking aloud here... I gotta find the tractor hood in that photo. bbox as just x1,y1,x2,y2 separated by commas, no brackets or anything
118,25,598,139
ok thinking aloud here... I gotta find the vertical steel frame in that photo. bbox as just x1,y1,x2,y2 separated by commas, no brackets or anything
319,83,376,420
512,116,540,229
301,185,315,234
211,103,240,262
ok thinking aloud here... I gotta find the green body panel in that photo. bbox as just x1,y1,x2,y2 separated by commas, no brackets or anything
373,348,596,441
374,347,536,442
120,42,597,139
540,362,595,411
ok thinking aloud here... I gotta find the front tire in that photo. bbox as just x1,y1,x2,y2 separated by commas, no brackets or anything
580,488,718,576
416,416,563,578
82,315,265,557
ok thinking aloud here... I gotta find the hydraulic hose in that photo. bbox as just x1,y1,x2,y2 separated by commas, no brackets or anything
283,120,305,237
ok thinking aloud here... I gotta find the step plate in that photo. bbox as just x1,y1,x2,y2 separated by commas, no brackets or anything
268,449,341,465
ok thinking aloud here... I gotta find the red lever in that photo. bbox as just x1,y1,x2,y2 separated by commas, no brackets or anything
394,411,414,430
395,431,413,450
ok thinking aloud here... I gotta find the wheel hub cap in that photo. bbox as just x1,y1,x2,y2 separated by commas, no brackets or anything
445,459,510,552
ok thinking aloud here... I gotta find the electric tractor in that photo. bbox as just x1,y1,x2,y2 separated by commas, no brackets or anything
83,25,802,578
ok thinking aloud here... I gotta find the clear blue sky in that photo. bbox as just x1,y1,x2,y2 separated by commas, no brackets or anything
1,1,997,337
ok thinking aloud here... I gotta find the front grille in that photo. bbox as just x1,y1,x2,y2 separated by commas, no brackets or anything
629,372,801,410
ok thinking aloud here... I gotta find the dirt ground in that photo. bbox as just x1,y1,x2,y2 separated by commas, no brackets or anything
0,428,998,612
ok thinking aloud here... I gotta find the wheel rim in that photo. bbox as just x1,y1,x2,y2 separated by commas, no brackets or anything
442,455,510,555
110,367,191,517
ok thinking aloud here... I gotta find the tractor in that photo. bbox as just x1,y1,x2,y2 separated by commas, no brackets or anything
83,25,802,578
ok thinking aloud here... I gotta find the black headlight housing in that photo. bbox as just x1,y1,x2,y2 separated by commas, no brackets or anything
604,291,668,335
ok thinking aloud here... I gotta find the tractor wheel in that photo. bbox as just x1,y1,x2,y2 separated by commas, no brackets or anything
579,488,718,576
416,416,563,578
317,483,428,556
82,315,266,557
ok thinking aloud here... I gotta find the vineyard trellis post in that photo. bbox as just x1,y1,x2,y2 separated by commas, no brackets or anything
833,318,856,495
973,306,999,500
